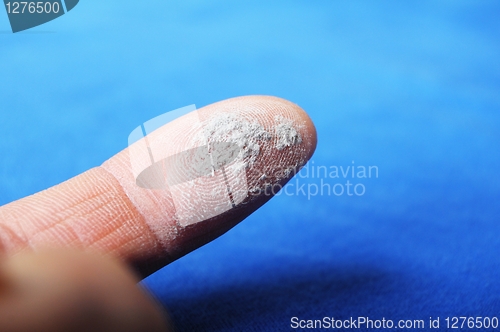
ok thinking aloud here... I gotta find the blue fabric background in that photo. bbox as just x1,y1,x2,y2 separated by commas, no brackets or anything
1,1,499,331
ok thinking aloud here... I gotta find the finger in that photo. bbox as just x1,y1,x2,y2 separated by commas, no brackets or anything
0,96,317,276
0,250,171,332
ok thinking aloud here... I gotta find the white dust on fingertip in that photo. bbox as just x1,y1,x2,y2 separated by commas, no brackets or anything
273,115,303,150
179,113,304,225
195,113,304,167
195,113,272,171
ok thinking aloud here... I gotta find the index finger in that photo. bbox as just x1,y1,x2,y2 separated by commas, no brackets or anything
0,96,317,276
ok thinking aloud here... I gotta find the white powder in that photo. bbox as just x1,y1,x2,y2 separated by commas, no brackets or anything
169,111,309,227
198,113,271,170
274,115,303,150
195,113,304,174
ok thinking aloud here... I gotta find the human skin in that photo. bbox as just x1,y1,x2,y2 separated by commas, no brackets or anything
0,96,317,331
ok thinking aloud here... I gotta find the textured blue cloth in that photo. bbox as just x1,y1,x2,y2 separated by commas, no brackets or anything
1,1,499,331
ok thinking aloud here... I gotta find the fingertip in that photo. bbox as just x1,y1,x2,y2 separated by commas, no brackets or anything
103,95,317,268
0,96,317,278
